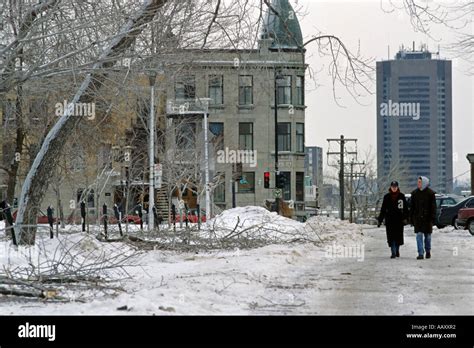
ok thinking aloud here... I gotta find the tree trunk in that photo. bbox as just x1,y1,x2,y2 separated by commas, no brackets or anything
6,79,25,204
55,186,65,229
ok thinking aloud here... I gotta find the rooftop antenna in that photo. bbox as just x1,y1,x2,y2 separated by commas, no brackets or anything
413,41,415,51
388,45,390,59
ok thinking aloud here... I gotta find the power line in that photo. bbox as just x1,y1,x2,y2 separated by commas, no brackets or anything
327,135,358,220
430,169,471,190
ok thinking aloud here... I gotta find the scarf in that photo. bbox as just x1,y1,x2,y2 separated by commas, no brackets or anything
389,188,400,201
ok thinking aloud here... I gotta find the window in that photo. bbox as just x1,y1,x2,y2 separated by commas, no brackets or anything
181,185,197,197
239,75,253,105
277,76,292,105
71,144,86,172
280,172,291,200
278,123,291,152
238,172,255,193
296,76,304,105
88,189,95,208
296,123,304,153
239,122,253,150
296,172,304,201
0,143,10,167
76,189,83,203
213,173,226,203
209,75,223,105
466,199,474,208
444,198,456,205
209,122,224,151
29,99,47,123
175,76,195,100
77,189,95,208
99,144,112,170
177,122,196,149
2,100,16,127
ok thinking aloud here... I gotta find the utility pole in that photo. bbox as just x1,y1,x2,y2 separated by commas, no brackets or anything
203,101,210,221
327,135,358,220
148,72,157,231
274,69,286,215
345,159,366,223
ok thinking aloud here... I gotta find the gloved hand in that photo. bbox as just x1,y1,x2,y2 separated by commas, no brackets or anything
377,222,381,228
402,219,408,225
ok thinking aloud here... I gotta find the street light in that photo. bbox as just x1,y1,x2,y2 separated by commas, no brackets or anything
274,69,285,214
196,97,212,221
148,71,157,230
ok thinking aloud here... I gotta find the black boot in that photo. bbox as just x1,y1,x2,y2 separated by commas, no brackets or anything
417,255,424,260
390,254,396,259
396,250,400,258
426,252,431,259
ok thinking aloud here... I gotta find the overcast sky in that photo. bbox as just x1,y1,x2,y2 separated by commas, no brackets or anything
297,0,473,186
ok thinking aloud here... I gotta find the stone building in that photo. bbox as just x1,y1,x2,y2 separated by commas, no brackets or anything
161,0,307,219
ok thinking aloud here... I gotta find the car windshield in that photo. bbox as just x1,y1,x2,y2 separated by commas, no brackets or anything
437,197,457,207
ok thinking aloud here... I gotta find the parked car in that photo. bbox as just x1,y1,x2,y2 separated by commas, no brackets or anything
438,196,474,229
434,195,459,228
406,194,459,228
108,214,142,225
456,207,474,235
174,208,207,223
12,209,58,224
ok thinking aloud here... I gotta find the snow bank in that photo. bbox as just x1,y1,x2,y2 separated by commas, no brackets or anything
202,206,308,242
207,206,303,232
303,215,368,244
190,206,368,246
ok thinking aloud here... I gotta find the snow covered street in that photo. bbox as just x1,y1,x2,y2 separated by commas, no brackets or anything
1,210,472,315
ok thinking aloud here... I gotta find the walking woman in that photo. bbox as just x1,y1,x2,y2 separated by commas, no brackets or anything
377,181,409,258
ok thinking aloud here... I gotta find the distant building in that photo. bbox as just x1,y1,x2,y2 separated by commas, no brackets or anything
321,183,339,212
376,45,453,193
304,146,323,189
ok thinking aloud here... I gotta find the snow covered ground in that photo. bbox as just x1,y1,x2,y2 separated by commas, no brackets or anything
0,208,473,315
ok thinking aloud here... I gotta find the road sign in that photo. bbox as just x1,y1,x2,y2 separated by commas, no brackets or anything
156,175,162,189
154,163,162,176
154,163,162,188
273,188,282,198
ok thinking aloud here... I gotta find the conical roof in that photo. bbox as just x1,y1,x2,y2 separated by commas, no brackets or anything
261,0,303,50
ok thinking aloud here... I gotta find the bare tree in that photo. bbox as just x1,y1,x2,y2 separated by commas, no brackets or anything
382,0,473,72
349,148,410,223
13,0,168,245
4,0,379,245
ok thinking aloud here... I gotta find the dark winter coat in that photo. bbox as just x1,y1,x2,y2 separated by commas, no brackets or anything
378,190,408,246
410,187,436,234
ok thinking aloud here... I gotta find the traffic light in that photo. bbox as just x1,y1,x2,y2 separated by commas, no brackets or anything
276,173,286,189
264,172,270,189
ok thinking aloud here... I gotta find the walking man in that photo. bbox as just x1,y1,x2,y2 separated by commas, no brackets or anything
410,176,436,260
